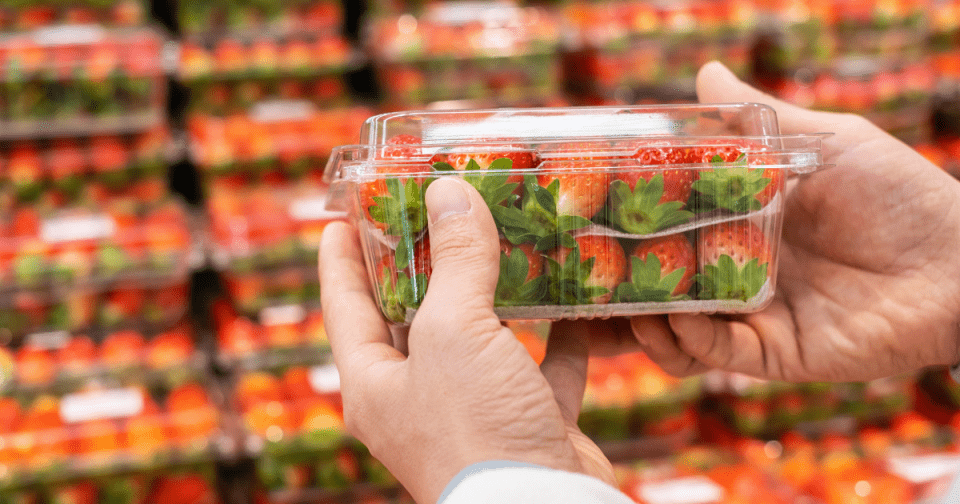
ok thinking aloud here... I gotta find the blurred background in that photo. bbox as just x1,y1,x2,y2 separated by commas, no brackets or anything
1,1,960,503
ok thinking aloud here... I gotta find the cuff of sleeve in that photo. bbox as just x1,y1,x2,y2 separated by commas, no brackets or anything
437,461,546,504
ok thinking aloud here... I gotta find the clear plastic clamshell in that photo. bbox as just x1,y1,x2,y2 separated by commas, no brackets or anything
324,104,827,325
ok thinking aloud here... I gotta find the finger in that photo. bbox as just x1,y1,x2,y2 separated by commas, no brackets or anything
695,61,882,151
584,319,644,357
412,177,503,346
541,321,590,422
319,222,404,377
631,316,710,378
667,313,784,379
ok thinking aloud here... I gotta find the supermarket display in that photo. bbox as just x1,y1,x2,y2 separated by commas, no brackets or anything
324,104,825,324
0,0,147,31
0,27,166,137
580,352,700,458
212,301,329,369
0,126,172,212
229,364,398,501
562,0,756,103
365,3,563,107
177,0,343,37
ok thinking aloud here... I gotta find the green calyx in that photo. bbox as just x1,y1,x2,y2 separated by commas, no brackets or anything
493,176,591,252
696,254,768,302
692,154,771,213
546,246,608,305
609,176,693,235
432,157,519,208
613,253,690,303
378,264,427,323
368,177,429,237
494,248,547,307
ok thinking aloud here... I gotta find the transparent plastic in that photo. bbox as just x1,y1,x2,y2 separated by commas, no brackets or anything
0,376,225,490
0,27,166,137
324,104,826,325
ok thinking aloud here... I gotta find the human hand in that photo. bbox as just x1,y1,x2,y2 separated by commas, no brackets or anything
319,177,613,504
621,61,960,383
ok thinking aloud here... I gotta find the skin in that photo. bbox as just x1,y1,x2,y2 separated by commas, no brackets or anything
319,177,612,504
318,61,960,502
615,62,960,383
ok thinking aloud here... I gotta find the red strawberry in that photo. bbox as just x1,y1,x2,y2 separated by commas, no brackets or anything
495,239,547,307
219,316,264,358
91,136,131,189
608,144,697,235
50,482,97,504
375,235,431,323
431,145,538,183
697,221,772,301
614,234,696,302
360,135,432,236
100,330,145,367
57,335,97,374
692,142,784,212
147,328,195,369
548,234,627,305
47,140,88,200
9,143,44,202
536,162,609,221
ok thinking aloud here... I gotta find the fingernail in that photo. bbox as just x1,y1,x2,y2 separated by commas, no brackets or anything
426,178,471,225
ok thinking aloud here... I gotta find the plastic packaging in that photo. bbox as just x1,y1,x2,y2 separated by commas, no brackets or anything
212,301,329,369
2,467,221,504
0,126,171,211
324,104,825,325
0,1,147,31
580,353,700,458
0,324,206,395
0,27,166,136
366,4,561,105
229,365,397,497
187,107,371,182
177,0,343,37
0,376,225,490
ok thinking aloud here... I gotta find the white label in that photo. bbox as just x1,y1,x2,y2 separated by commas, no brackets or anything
638,477,725,504
34,24,106,46
309,364,341,394
289,197,343,221
888,455,960,484
26,331,70,350
60,388,145,423
260,304,306,327
428,2,519,25
41,215,115,244
251,99,315,123
423,113,679,143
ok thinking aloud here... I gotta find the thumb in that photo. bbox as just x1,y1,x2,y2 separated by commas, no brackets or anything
412,177,503,338
696,61,875,143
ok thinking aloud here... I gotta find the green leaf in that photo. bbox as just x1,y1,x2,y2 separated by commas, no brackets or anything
488,157,513,171
557,215,592,233
432,162,455,171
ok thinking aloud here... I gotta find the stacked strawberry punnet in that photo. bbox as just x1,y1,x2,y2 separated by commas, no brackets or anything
356,135,785,323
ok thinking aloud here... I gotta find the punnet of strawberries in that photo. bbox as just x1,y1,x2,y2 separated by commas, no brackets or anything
338,132,813,324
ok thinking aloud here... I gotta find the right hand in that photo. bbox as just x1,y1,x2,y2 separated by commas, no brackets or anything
597,61,960,384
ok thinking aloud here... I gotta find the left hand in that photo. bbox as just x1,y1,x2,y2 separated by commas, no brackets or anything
319,177,613,504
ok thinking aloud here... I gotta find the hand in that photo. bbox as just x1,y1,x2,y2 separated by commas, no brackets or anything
319,177,613,504
623,61,960,383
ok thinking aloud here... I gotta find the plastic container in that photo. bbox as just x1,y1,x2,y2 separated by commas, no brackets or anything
212,300,329,369
0,27,166,137
209,183,344,273
229,365,397,497
324,104,825,325
0,323,206,396
187,107,372,182
580,353,700,453
2,467,222,504
615,446,808,504
366,4,562,106
0,1,147,31
177,0,343,37
0,126,171,211
0,376,226,491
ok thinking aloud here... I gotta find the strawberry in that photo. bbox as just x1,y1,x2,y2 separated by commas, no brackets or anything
51,243,94,283
359,135,432,237
376,235,431,323
8,143,44,202
57,335,97,375
431,148,531,208
697,221,772,302
47,140,88,201
493,171,597,252
608,145,697,234
50,482,97,504
99,287,145,327
100,330,145,367
495,239,547,307
91,136,131,190
614,234,696,303
547,234,627,305
538,163,609,220
693,146,784,212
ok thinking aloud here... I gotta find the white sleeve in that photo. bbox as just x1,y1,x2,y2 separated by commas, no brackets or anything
438,462,635,504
